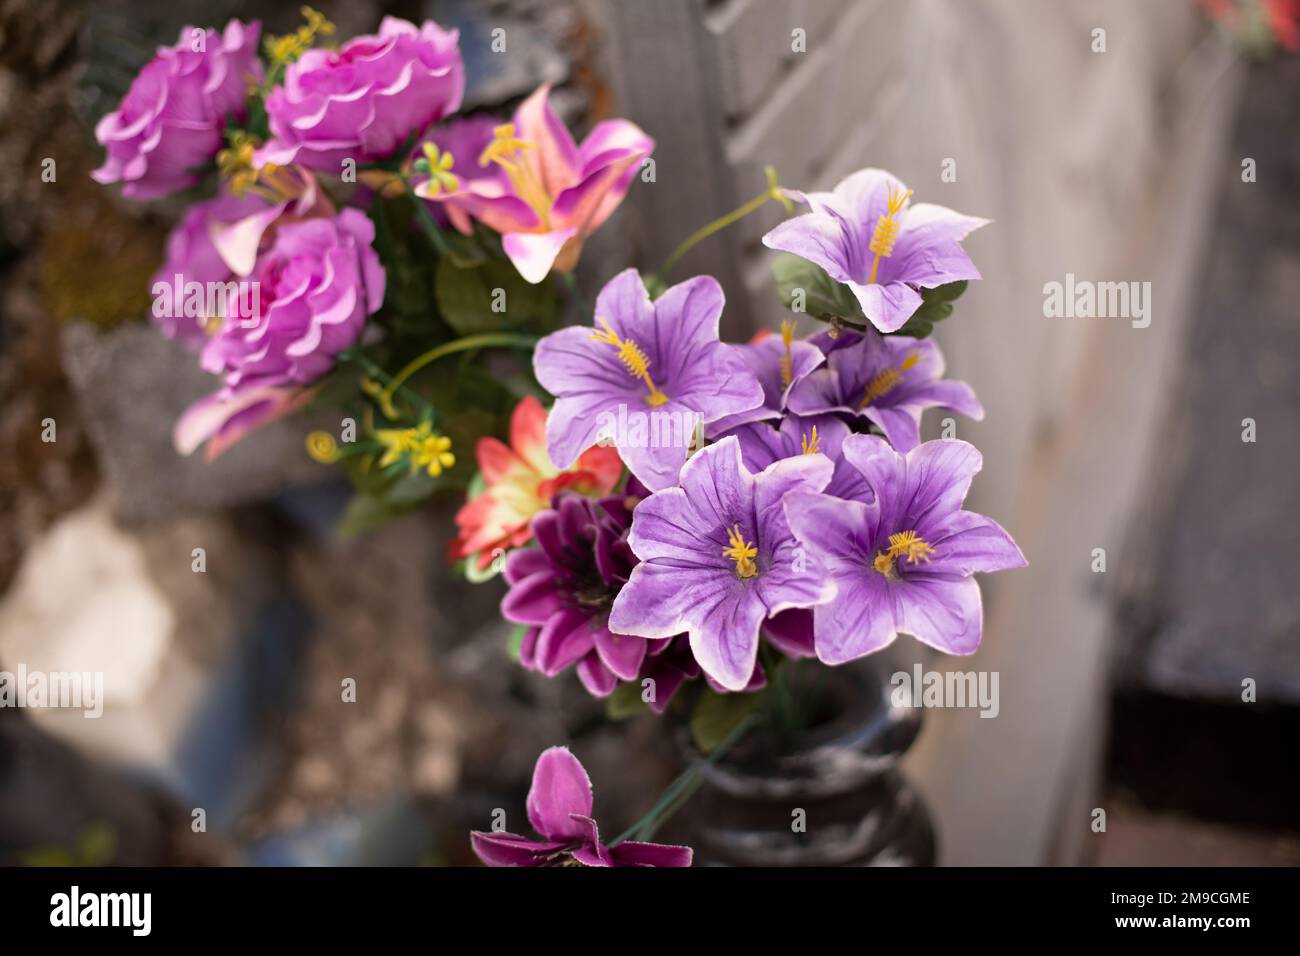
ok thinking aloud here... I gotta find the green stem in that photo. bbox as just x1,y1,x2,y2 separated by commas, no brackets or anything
341,350,432,418
404,177,451,256
562,272,591,320
608,713,759,847
380,332,539,408
660,171,790,277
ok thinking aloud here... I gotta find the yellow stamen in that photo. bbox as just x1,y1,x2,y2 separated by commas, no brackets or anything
591,317,669,407
872,530,935,579
722,524,759,579
857,352,921,409
779,319,796,387
479,123,551,227
801,426,820,455
867,183,913,285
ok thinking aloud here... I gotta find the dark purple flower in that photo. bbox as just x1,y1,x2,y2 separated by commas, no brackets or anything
763,168,986,333
254,16,464,170
706,320,825,436
533,269,764,491
92,20,262,200
502,493,658,700
609,436,835,691
725,413,870,501
784,436,1026,664
787,329,983,452
471,746,692,867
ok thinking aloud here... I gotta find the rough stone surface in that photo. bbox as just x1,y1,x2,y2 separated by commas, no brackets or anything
60,322,334,526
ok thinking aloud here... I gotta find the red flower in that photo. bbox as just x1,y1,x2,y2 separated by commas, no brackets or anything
451,395,622,573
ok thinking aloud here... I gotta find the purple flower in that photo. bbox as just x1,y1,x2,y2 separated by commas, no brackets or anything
502,493,660,700
92,20,262,200
175,209,384,458
150,172,336,347
254,16,463,171
725,414,869,501
609,437,835,691
471,746,692,867
787,329,983,452
534,270,764,491
763,168,987,333
706,321,825,436
784,436,1026,664
417,84,654,283
535,270,759,489
151,191,267,346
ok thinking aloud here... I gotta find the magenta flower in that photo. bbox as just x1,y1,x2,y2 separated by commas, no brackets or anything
784,436,1026,664
502,493,657,700
254,16,463,171
151,171,335,347
725,414,870,501
763,168,987,333
706,322,825,436
787,329,983,452
175,209,384,458
418,84,654,283
151,191,267,346
608,437,835,691
92,20,262,200
471,746,692,867
533,269,763,491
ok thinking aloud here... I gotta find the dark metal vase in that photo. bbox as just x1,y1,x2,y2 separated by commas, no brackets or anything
676,656,936,866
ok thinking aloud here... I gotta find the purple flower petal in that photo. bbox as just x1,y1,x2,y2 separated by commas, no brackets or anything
609,840,693,867
470,830,564,867
526,747,594,841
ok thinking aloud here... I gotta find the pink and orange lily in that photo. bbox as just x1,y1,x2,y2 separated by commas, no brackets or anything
416,84,654,283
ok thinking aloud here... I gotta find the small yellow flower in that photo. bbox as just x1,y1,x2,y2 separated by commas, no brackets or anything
374,421,455,477
417,142,460,196
305,431,341,463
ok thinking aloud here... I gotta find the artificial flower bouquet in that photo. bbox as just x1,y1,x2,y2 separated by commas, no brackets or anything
91,8,1026,867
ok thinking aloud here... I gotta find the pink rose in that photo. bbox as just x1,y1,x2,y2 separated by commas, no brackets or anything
175,209,385,459
92,20,262,200
254,16,464,172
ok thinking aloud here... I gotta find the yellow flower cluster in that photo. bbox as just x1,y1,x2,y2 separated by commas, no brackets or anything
376,422,455,477
266,6,335,66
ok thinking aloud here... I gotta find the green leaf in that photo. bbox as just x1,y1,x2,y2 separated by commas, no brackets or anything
506,623,528,661
337,468,440,537
771,253,969,340
435,256,557,337
891,280,967,339
606,681,649,721
689,688,761,753
771,252,864,323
